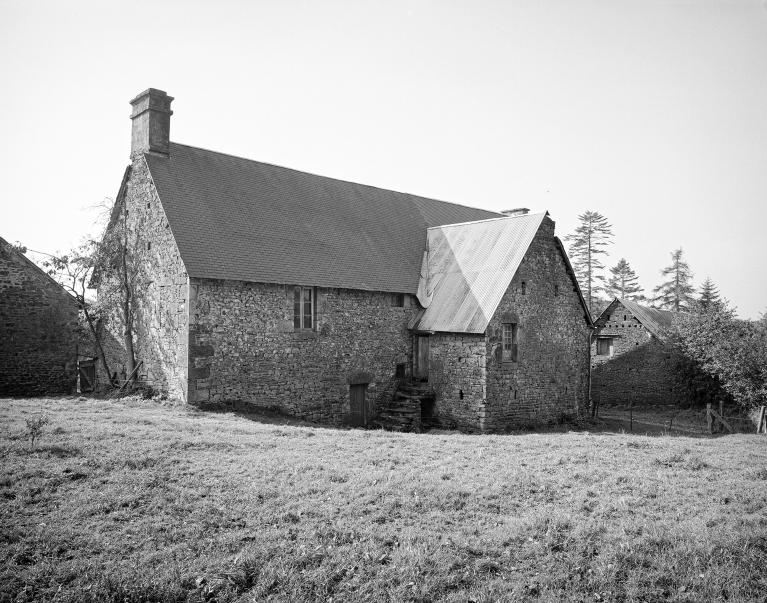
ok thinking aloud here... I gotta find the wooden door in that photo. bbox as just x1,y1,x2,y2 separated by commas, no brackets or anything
78,359,96,392
349,384,368,426
415,335,430,381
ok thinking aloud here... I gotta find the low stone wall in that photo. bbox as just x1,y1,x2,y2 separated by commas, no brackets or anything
0,240,78,395
591,338,678,406
187,280,417,424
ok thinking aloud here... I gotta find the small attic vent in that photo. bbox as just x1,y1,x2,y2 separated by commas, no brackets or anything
501,208,530,217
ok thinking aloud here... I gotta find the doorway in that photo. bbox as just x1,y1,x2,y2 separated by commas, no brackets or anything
415,335,430,381
349,383,369,427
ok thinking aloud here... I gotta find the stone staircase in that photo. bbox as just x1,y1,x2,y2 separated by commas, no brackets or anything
375,381,436,432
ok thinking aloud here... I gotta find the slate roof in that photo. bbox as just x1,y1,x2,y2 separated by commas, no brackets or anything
409,213,548,333
144,143,501,294
596,298,677,339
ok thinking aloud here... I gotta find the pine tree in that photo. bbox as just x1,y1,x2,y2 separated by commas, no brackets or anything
698,277,722,312
605,258,645,301
652,248,695,312
564,211,613,312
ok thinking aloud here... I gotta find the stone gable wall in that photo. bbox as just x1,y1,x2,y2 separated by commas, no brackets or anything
591,303,679,406
0,241,78,395
97,157,189,397
483,218,591,429
187,280,417,423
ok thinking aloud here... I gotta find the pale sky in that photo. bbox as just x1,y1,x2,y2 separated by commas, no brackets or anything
1,0,765,318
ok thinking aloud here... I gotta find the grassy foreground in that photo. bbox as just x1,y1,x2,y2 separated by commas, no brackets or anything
1,397,765,602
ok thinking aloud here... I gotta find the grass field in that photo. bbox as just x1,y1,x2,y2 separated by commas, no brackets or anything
1,397,766,602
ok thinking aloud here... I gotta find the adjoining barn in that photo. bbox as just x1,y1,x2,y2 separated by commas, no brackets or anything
591,298,682,407
97,88,592,431
0,237,79,395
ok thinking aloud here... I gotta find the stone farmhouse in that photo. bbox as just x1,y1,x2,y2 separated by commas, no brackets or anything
98,88,593,431
591,298,679,407
0,236,78,395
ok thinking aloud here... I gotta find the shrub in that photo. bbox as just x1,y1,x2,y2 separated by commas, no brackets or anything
668,305,767,409
25,413,50,448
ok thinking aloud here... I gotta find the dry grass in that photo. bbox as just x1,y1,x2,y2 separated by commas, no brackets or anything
1,396,765,602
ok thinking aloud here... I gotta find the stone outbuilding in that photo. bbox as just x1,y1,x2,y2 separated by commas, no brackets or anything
591,298,679,407
0,237,79,395
98,88,593,431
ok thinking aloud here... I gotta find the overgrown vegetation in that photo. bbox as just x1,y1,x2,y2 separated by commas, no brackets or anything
669,304,767,409
1,397,765,602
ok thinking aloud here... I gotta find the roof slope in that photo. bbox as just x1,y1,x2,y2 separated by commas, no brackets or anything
144,143,500,293
0,236,78,307
410,213,547,334
597,298,677,339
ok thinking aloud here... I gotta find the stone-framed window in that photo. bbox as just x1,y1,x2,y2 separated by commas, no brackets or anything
596,337,614,356
502,323,518,362
293,286,314,330
391,293,411,308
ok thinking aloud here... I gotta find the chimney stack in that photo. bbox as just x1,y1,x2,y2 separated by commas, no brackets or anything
501,207,530,217
130,88,173,157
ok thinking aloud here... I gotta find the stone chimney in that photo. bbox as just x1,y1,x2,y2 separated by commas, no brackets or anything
129,88,173,157
501,207,530,217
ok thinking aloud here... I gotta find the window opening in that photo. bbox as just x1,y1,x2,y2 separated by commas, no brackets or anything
293,286,314,329
596,337,613,356
521,282,527,295
502,323,518,362
392,293,405,307
554,284,559,296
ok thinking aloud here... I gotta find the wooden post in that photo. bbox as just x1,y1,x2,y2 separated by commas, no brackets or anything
719,400,724,433
757,406,766,434
119,360,143,391
630,401,633,433
706,403,713,434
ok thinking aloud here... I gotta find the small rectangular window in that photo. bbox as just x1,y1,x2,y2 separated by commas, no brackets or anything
521,282,527,295
293,286,314,329
392,293,405,307
597,337,613,356
502,323,518,362
554,284,559,297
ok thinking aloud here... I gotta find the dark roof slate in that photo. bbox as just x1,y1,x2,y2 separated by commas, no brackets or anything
145,143,500,293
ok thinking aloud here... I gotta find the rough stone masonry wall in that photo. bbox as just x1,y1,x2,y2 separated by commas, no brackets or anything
97,157,189,397
187,280,417,423
591,305,680,406
0,240,78,395
484,218,591,429
427,333,487,431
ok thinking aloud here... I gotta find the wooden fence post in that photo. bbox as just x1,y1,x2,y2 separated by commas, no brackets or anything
757,406,767,434
630,401,634,433
719,400,724,433
706,403,713,434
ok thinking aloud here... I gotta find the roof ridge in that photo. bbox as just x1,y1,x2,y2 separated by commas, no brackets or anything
427,212,546,230
166,141,501,217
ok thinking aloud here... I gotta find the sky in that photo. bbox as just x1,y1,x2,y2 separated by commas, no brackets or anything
1,0,765,318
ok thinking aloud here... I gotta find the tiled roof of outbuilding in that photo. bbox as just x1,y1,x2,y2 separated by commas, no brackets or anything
596,298,677,339
144,143,501,293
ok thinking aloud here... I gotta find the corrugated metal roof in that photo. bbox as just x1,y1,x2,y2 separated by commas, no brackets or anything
144,143,500,293
410,213,547,334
